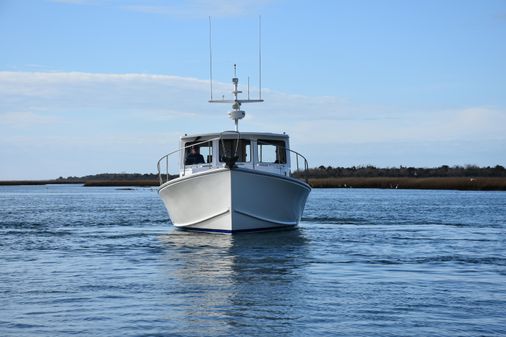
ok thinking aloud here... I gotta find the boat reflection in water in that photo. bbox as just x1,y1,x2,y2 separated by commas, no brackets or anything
157,228,309,335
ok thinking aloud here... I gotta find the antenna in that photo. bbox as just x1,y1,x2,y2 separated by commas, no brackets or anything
208,17,264,131
209,16,213,100
259,15,262,100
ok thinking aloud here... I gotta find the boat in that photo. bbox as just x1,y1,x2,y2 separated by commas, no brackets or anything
157,67,311,233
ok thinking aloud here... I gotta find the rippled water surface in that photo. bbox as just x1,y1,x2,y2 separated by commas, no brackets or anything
1,185,505,336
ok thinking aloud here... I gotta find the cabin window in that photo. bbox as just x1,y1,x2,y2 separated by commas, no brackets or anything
184,141,213,165
257,140,287,164
219,139,251,162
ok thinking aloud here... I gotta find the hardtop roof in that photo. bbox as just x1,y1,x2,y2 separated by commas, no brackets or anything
180,131,289,142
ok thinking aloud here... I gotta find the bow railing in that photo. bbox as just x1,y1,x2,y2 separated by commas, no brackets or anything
286,148,309,183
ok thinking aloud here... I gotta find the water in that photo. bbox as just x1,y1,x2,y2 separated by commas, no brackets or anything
1,185,505,336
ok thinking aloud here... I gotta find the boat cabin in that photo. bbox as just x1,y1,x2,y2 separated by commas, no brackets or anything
179,132,291,177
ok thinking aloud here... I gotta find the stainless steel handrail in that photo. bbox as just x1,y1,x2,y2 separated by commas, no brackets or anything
285,147,309,183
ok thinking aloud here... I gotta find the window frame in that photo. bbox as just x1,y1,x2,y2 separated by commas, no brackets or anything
256,139,287,164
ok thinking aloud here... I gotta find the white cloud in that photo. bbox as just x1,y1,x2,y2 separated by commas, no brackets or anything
122,0,271,18
0,111,63,126
0,70,504,178
49,0,95,4
285,106,506,146
0,71,214,118
49,0,272,18
2,71,504,142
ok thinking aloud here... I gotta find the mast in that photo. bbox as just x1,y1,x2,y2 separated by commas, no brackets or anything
209,65,263,131
208,16,264,131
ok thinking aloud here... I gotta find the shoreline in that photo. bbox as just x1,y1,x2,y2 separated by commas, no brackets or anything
1,177,505,191
308,177,506,191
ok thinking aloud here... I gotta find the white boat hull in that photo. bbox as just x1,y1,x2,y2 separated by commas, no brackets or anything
158,168,311,233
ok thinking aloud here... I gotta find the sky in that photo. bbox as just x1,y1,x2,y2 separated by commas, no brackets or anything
1,0,505,179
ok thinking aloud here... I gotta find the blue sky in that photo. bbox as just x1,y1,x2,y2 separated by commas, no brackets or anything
1,0,505,179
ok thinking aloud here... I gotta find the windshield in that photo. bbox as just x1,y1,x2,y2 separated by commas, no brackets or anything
219,139,251,162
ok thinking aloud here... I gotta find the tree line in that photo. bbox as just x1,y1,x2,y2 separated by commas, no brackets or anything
55,173,161,183
300,165,506,179
53,165,506,183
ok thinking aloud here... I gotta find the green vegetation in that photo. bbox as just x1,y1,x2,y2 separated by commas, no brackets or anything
1,166,505,190
300,164,506,179
0,173,163,187
55,173,162,184
295,165,506,190
308,177,506,191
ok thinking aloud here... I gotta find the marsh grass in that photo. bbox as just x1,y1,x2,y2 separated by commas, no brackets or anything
84,180,159,187
309,177,506,191
3,174,506,191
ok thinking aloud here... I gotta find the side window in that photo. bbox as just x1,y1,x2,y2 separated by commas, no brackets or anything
219,139,251,162
184,141,213,165
257,140,287,164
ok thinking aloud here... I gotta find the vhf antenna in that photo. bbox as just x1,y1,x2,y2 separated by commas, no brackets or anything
209,16,213,100
259,15,262,100
208,16,264,132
